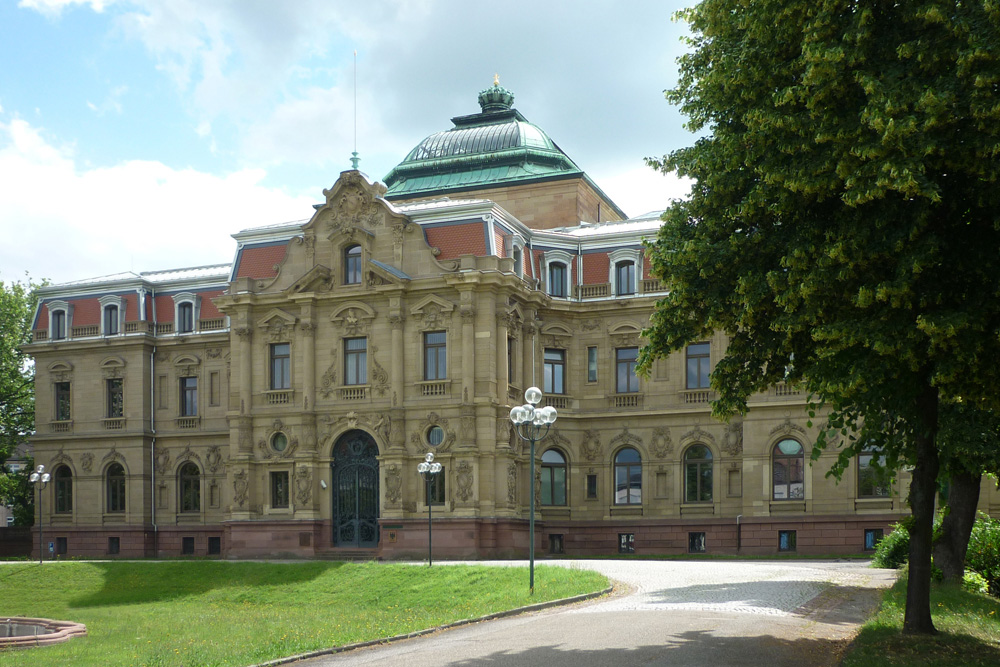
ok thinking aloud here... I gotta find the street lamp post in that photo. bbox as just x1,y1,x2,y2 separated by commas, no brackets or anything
417,452,442,566
28,464,51,564
509,386,557,594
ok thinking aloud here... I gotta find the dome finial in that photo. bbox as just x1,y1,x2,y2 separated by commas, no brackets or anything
479,76,514,113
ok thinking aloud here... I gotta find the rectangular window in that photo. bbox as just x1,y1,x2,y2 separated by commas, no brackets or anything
344,337,367,385
426,468,446,506
507,337,516,385
103,305,119,335
858,450,891,498
864,529,884,551
778,530,797,552
548,534,565,555
55,382,71,421
616,347,639,393
106,379,123,418
618,533,635,554
107,536,120,555
424,331,447,380
586,474,598,499
543,348,565,394
688,532,707,553
270,471,290,509
182,536,195,555
209,371,220,406
51,310,66,340
208,536,222,555
615,261,635,296
686,342,711,389
56,537,67,556
270,343,290,390
548,262,567,297
177,302,194,333
587,346,598,383
180,377,198,417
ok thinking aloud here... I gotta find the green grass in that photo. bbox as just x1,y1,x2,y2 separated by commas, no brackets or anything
0,561,607,667
842,577,1000,667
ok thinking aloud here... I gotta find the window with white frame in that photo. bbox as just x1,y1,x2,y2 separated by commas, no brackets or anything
543,250,574,298
48,300,70,340
172,293,200,334
609,248,642,296
99,295,125,336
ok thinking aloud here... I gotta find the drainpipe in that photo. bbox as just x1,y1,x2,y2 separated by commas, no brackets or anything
150,286,158,558
736,515,742,554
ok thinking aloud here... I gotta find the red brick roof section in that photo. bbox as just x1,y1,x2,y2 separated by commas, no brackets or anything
154,294,175,322
153,290,224,322
123,293,139,321
235,243,287,279
199,290,224,318
70,297,100,326
582,252,610,285
424,223,487,259
494,228,506,258
35,303,48,329
643,252,652,279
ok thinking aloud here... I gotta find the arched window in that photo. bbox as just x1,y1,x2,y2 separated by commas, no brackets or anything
179,462,201,512
103,304,119,335
51,309,67,340
614,448,642,505
548,262,567,298
541,449,567,506
345,244,362,284
54,465,72,513
684,445,713,502
772,439,805,500
615,260,635,296
107,463,126,513
177,302,194,333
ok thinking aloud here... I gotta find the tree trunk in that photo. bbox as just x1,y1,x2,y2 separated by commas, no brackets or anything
903,383,939,635
933,470,982,581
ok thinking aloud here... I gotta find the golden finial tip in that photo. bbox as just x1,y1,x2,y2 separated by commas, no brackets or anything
493,73,500,87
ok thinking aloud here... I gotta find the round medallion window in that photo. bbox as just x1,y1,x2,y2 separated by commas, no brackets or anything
427,425,444,447
271,432,288,452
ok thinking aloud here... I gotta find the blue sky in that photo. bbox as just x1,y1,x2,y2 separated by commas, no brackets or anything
0,0,692,285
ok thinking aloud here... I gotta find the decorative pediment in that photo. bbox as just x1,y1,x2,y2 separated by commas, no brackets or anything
257,309,298,342
318,171,389,236
48,360,73,382
680,425,717,447
286,265,333,294
609,321,644,348
610,426,643,453
173,354,201,376
770,417,808,439
410,295,456,329
331,302,376,335
540,323,573,348
100,356,126,379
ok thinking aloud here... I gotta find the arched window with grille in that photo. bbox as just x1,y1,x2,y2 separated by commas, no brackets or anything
179,462,201,512
107,463,126,513
54,465,72,513
684,445,713,503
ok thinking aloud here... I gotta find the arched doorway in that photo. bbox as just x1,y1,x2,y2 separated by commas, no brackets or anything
331,430,380,547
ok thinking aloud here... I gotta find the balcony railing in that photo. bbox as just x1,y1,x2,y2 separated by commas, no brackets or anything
72,325,99,337
156,323,174,335
124,321,151,334
574,283,610,299
199,318,227,331
773,383,801,397
339,386,368,401
544,395,570,409
418,380,451,397
265,390,292,405
681,389,713,404
640,278,665,293
611,393,643,409
49,420,72,433
103,418,126,430
176,417,200,429
32,330,48,342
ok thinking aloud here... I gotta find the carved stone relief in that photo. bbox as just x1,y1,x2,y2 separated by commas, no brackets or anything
582,429,603,461
206,445,223,473
294,466,312,505
651,427,673,459
456,460,474,502
722,418,744,456
385,463,402,504
233,469,248,508
770,417,807,439
80,452,93,473
506,461,517,505
409,412,456,451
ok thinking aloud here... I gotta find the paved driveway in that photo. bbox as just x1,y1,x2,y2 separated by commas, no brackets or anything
289,559,897,667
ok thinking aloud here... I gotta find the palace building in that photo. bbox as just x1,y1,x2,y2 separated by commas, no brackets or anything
26,82,998,560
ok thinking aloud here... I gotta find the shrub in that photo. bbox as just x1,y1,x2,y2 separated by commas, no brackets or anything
873,522,910,569
966,512,1000,597
963,569,989,595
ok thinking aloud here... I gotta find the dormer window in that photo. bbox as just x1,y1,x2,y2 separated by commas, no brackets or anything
103,305,119,335
513,247,523,276
615,261,636,296
51,310,66,340
548,262,567,298
345,244,362,284
177,302,194,333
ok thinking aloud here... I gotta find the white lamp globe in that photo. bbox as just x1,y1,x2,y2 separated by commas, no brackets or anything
430,462,442,473
525,387,542,405
509,406,523,423
42,473,50,483
425,452,435,463
418,462,429,473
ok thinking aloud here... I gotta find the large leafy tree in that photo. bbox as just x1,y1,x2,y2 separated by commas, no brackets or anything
0,278,41,525
640,1,1000,634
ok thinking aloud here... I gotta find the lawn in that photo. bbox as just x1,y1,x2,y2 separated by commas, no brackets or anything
842,577,1000,667
0,560,608,667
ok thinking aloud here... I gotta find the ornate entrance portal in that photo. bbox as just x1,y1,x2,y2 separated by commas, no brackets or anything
331,430,380,548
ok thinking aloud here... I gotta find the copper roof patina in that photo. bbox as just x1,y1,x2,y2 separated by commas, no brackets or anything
384,81,587,199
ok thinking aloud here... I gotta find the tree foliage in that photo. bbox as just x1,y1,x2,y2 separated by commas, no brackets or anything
640,0,1000,634
0,278,41,525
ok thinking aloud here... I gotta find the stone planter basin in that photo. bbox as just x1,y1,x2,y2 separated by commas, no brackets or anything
0,617,87,649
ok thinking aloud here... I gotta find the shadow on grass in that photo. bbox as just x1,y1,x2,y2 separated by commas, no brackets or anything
845,625,1000,666
68,560,345,608
444,631,855,667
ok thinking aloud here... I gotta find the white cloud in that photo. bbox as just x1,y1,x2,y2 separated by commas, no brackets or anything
595,164,692,220
0,117,314,285
18,0,113,18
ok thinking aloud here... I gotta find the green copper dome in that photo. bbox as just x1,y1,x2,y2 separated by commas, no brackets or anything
384,82,585,200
